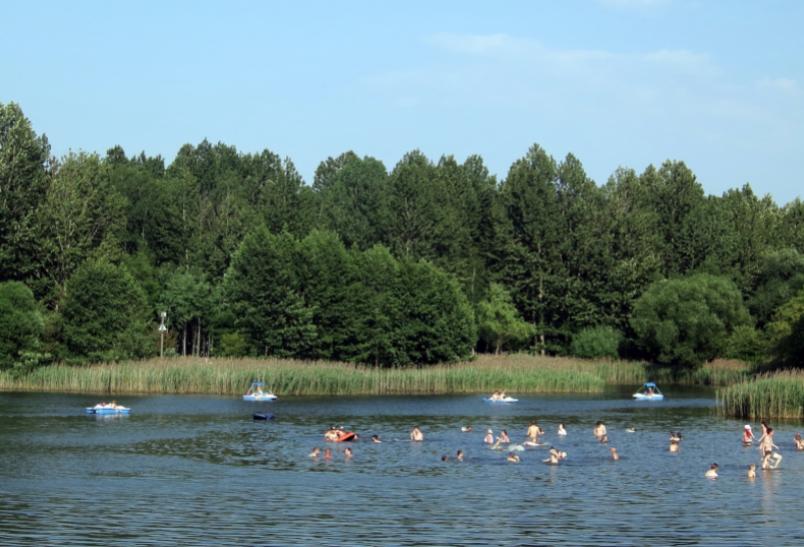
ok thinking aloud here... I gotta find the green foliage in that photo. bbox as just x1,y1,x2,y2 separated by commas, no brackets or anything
61,260,152,361
0,102,51,282
0,281,44,370
747,249,804,328
218,333,249,357
630,274,751,368
723,325,768,363
571,326,622,359
766,288,804,367
476,283,535,353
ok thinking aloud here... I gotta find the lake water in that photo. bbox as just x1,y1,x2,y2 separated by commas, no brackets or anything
1,389,803,546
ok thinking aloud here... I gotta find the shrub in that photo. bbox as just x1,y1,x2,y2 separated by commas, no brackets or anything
571,326,622,359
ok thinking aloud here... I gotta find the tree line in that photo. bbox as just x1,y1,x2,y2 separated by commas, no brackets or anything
1,101,803,371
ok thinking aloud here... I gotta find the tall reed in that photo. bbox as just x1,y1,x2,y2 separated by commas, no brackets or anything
717,370,804,420
0,354,751,397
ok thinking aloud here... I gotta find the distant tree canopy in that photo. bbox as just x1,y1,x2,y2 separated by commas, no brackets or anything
0,281,44,370
1,101,803,368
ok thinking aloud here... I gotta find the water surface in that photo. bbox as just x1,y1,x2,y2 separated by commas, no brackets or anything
1,389,802,546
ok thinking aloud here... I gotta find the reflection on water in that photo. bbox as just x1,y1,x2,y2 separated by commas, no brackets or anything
1,390,803,546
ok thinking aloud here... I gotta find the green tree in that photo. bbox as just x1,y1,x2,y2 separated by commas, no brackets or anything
37,152,126,305
476,283,535,354
630,274,751,368
0,281,44,370
161,270,212,356
0,102,51,282
223,227,316,356
747,249,804,328
61,260,152,361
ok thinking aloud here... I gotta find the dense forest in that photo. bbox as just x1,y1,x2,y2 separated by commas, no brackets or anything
1,101,803,371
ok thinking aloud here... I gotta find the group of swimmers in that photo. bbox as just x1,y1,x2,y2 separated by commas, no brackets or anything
310,418,803,474
488,391,510,401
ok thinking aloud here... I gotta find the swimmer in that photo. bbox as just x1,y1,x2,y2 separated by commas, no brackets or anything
490,390,501,401
610,447,620,461
410,426,424,442
747,463,756,479
557,423,567,436
705,463,719,479
742,424,754,446
593,421,608,442
507,452,520,463
456,449,464,462
461,425,473,433
669,431,681,453
371,434,382,443
527,422,541,442
323,448,333,461
344,447,353,461
794,433,804,451
625,427,636,433
543,447,561,465
324,426,340,442
484,429,494,445
309,447,321,459
492,430,511,450
441,455,449,462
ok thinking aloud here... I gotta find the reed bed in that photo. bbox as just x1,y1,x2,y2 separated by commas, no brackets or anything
0,354,751,397
717,370,804,420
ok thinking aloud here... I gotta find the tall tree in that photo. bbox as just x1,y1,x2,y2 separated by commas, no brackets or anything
0,102,51,282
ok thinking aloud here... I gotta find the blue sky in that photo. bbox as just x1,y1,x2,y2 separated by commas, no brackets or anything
2,0,802,204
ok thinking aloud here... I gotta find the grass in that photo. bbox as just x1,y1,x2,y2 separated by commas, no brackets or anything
0,354,751,397
717,369,804,420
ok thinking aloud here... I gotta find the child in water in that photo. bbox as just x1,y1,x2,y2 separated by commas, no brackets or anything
610,447,620,461
557,423,567,436
794,433,804,451
410,426,424,442
747,464,756,479
309,447,321,459
484,429,494,445
742,424,754,446
760,426,783,469
507,452,520,463
456,449,464,462
543,447,562,465
705,463,719,479
344,447,353,461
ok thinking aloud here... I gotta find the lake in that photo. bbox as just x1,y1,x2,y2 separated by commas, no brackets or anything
1,389,802,546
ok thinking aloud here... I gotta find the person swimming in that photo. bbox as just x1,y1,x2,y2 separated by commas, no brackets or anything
742,424,754,446
492,430,511,450
794,432,804,451
344,447,353,461
309,447,321,459
747,463,757,479
507,452,520,463
323,448,333,461
610,447,620,461
461,425,473,433
441,454,449,462
456,449,464,462
484,429,494,445
557,423,567,436
669,431,682,453
593,421,607,442
543,447,562,465
705,463,719,479
410,426,424,442
371,434,382,443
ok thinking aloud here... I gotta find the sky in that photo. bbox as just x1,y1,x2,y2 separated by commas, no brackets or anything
2,0,802,204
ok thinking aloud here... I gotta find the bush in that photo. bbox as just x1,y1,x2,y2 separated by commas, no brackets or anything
219,332,249,357
0,281,44,370
723,325,767,363
630,274,750,368
571,326,622,359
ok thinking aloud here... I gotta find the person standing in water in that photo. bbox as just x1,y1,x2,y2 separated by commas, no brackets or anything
669,432,681,453
410,426,424,442
456,449,464,462
794,432,804,451
747,464,757,479
544,447,562,465
760,427,783,469
742,424,754,446
527,422,541,443
610,447,620,461
344,447,353,461
705,463,719,479
557,423,567,436
484,429,494,445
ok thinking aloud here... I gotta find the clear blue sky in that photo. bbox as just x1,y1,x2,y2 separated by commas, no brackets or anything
2,0,802,204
